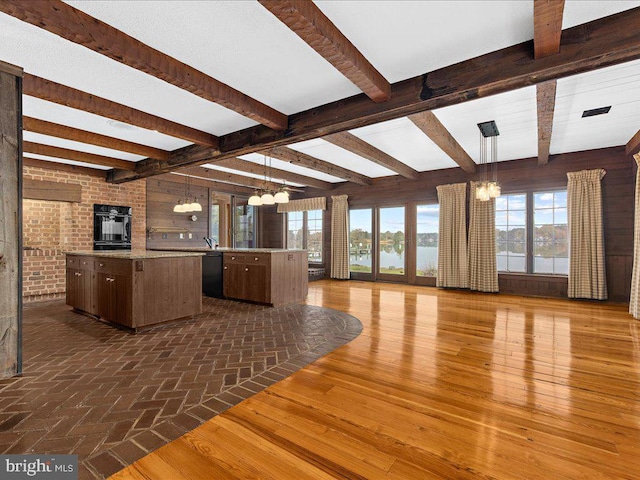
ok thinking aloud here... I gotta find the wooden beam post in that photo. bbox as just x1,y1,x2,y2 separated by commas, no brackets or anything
1,0,287,131
259,0,391,102
626,129,640,156
0,60,22,378
536,80,557,165
408,111,476,173
534,0,565,59
324,131,419,179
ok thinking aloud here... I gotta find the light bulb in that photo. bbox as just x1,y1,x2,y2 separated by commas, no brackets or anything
261,192,275,205
273,190,289,203
248,194,263,206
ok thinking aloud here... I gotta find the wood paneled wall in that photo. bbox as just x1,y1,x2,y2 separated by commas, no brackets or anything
146,176,211,249
284,146,634,303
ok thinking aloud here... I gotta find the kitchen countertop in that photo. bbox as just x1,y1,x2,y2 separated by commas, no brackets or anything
149,247,307,254
65,250,206,259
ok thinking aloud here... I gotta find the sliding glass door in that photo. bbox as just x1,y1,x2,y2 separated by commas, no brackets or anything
349,208,373,280
377,206,406,282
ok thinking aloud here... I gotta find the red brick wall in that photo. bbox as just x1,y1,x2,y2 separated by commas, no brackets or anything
22,166,146,302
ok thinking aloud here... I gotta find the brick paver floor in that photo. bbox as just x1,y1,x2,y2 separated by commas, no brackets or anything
0,296,362,479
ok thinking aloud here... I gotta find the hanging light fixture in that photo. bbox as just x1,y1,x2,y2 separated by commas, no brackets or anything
173,174,201,212
248,190,263,206
273,186,289,204
260,191,275,205
476,120,501,201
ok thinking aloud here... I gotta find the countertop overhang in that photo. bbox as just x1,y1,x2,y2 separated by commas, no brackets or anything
65,250,206,259
148,247,307,254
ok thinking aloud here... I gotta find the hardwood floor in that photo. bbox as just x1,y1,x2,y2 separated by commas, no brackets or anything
111,280,640,479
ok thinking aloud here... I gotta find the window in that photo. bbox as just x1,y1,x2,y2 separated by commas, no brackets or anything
495,190,568,275
287,211,304,250
349,209,373,273
495,194,526,273
534,191,568,275
416,204,439,277
307,210,323,262
287,210,323,263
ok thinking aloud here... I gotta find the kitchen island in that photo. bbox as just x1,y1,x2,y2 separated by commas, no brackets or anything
65,250,204,331
151,247,308,307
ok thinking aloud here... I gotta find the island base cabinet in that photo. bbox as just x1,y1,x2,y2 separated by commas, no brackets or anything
223,251,307,307
66,254,202,331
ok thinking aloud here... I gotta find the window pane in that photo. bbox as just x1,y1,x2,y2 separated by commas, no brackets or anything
350,209,372,273
533,190,568,274
534,209,554,225
379,206,405,275
287,211,304,250
495,193,526,273
307,210,323,263
509,210,526,226
416,204,439,277
508,255,526,272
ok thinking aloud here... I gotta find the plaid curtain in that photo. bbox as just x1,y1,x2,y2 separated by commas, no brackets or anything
436,183,469,288
468,182,498,292
330,195,350,279
630,155,640,317
567,169,607,300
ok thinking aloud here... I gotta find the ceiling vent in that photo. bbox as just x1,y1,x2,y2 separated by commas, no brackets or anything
477,120,499,138
582,106,611,118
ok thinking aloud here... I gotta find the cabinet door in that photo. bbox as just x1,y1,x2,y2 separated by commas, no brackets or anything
223,263,245,299
111,274,131,326
76,269,92,313
95,272,113,320
243,264,268,303
66,268,79,308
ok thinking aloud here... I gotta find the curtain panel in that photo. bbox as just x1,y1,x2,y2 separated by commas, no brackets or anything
468,182,499,292
567,169,607,300
277,197,326,213
330,195,350,279
630,155,640,318
436,183,469,288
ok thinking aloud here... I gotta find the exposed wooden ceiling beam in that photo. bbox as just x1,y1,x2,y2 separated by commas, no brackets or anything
23,156,107,178
534,0,566,59
23,74,219,148
23,116,170,161
2,0,287,131
178,166,281,191
215,158,333,190
627,129,640,156
259,0,390,102
158,174,254,196
323,131,419,179
407,111,476,173
106,8,640,183
536,80,557,165
266,147,372,186
23,141,136,171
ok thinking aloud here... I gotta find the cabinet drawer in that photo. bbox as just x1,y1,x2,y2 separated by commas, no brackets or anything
247,254,270,266
223,254,246,264
67,255,94,271
95,258,132,276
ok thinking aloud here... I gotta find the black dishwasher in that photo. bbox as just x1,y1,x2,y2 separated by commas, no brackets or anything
202,251,223,298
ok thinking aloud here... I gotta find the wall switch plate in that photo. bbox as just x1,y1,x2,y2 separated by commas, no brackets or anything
162,233,167,239
179,233,184,239
188,233,192,239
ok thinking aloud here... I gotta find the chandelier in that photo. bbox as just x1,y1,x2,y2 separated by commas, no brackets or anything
173,175,202,213
248,154,289,206
476,120,501,201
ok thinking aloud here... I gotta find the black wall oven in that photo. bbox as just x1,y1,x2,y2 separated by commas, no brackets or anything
93,204,132,250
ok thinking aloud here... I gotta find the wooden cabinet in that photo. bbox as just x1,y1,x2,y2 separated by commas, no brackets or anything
223,250,307,306
65,253,202,331
66,256,94,314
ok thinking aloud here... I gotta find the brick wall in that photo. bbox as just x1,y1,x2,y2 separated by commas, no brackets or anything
22,166,146,302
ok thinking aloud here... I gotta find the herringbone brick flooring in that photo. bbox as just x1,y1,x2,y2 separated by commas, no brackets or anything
0,297,362,479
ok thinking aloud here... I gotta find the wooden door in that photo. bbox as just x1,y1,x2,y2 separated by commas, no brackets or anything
95,272,113,320
223,263,244,299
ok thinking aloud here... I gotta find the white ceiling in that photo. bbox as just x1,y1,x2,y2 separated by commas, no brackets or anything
1,0,639,185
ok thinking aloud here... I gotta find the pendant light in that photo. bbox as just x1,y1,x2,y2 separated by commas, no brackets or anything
248,190,263,206
476,120,501,201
